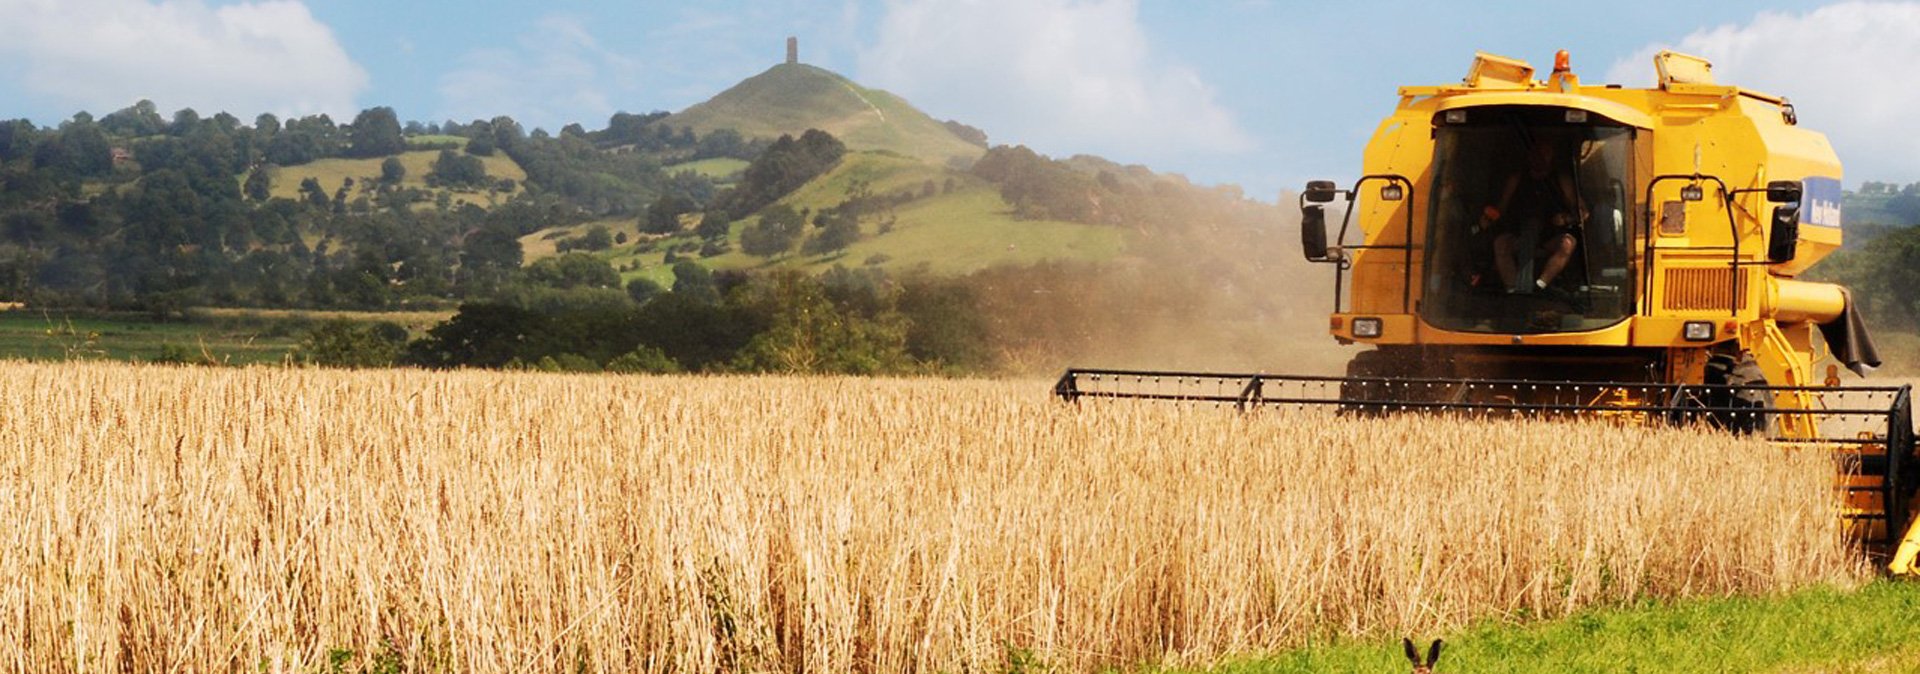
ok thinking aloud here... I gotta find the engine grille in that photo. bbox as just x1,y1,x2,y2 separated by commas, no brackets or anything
1663,267,1749,312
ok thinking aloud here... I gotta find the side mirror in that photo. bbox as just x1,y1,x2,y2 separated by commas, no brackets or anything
1768,202,1800,263
1766,180,1802,204
1301,205,1329,261
1304,180,1339,204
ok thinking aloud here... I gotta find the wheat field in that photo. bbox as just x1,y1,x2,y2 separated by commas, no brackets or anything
0,362,1864,672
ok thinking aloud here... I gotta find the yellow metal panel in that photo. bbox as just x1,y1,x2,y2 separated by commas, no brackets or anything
1633,317,1737,346
1465,52,1534,89
1436,93,1654,129
1655,50,1715,86
1328,314,1418,343
1767,278,1846,324
1419,318,1634,347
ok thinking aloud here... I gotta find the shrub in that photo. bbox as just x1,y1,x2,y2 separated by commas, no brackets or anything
298,320,407,368
606,346,682,374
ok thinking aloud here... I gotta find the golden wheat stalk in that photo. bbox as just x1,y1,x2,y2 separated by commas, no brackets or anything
0,362,1862,672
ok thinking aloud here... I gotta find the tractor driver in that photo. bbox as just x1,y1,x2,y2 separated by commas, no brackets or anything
1482,138,1586,294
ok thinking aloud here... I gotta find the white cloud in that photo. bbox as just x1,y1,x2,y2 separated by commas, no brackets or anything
0,0,366,119
856,0,1252,163
436,15,643,131
1606,2,1920,184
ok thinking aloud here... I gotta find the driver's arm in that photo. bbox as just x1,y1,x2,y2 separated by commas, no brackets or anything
1557,173,1587,226
1485,174,1521,224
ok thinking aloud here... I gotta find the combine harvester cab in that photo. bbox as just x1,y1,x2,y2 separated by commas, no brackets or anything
1055,50,1920,573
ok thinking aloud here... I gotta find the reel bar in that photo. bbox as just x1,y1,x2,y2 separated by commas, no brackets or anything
1053,367,1918,549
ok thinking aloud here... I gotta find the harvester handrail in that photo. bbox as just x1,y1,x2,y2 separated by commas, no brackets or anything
1640,173,1744,317
1313,174,1417,315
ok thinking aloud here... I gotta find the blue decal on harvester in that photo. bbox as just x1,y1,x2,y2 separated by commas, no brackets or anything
1803,176,1842,228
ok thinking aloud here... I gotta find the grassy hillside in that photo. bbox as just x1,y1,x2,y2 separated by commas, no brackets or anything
664,157,749,181
265,149,528,205
526,151,1128,285
518,218,648,260
663,63,985,167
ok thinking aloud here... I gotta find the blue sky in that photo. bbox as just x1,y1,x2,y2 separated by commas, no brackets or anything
2,0,1915,200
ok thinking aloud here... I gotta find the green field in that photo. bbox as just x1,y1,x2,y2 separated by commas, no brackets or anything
0,311,299,364
518,218,650,261
664,157,749,181
1176,581,1920,674
265,149,527,205
0,308,446,365
404,134,467,149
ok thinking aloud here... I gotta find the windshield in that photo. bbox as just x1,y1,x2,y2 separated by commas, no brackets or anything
1421,106,1635,334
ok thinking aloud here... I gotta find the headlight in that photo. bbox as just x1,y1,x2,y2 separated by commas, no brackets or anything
1683,320,1715,341
1352,317,1383,338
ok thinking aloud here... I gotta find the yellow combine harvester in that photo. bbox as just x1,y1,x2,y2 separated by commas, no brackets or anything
1055,50,1920,573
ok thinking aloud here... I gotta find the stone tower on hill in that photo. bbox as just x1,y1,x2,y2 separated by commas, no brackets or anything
786,37,798,65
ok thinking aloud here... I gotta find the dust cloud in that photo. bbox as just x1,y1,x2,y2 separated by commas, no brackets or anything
970,193,1357,377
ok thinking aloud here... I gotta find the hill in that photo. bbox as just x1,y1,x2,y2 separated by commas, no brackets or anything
524,151,1129,284
661,63,985,167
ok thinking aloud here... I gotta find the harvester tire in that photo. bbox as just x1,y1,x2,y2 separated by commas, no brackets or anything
1704,353,1770,434
1340,349,1403,416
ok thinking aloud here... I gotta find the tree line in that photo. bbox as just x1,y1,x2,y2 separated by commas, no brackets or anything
0,101,776,314
5,99,1318,376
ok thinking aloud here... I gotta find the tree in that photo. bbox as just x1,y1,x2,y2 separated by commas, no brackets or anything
299,319,406,367
526,253,619,289
740,204,805,258
731,272,910,375
489,116,525,152
971,144,1098,222
347,107,406,158
460,223,523,291
465,133,496,157
404,303,543,368
642,194,695,235
0,119,38,163
34,121,113,177
298,177,329,209
804,211,861,256
670,261,718,304
720,129,846,218
168,108,202,136
695,210,732,240
244,167,272,202
694,128,749,160
427,149,488,188
606,345,681,374
626,277,665,305
102,100,167,137
380,156,407,185
578,225,613,251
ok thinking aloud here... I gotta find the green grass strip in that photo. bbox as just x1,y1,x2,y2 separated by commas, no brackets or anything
1173,581,1920,674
